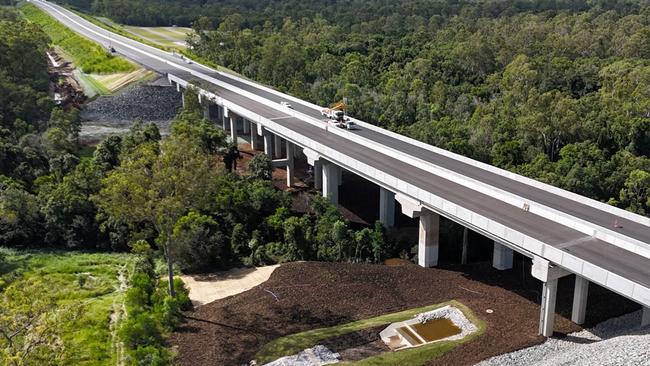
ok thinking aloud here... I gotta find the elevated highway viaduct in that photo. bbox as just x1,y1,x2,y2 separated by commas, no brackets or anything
34,0,650,336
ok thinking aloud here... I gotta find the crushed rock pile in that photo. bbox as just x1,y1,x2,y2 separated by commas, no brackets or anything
80,77,182,143
475,309,650,366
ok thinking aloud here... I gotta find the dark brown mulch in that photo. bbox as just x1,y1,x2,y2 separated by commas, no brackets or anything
169,261,638,366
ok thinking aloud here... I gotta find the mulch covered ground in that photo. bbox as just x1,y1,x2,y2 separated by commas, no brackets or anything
169,260,639,366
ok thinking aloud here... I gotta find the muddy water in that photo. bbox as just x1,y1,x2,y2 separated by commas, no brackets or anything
411,318,461,342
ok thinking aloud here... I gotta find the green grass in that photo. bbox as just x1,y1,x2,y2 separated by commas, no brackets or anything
20,4,135,74
256,300,485,365
124,25,191,49
68,7,247,78
74,69,110,96
0,248,134,366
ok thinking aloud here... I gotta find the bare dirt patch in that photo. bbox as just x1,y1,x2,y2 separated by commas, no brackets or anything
180,265,281,307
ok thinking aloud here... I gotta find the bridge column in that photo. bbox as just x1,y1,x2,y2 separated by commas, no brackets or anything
274,135,282,158
222,107,228,131
230,115,238,143
322,162,339,204
314,160,323,190
532,257,570,337
643,307,650,327
263,130,273,156
492,241,513,270
203,103,211,120
243,119,250,134
379,187,395,228
337,166,343,186
461,227,469,264
418,210,440,267
249,121,257,150
286,141,294,187
571,276,589,324
540,278,558,337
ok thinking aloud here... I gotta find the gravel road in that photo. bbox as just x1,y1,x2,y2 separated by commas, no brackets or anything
475,309,650,366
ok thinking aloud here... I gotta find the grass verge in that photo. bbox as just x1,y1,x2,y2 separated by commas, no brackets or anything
20,3,136,74
68,7,246,78
255,300,485,365
0,248,134,366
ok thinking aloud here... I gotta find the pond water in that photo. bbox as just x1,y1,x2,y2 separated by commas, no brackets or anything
409,318,461,342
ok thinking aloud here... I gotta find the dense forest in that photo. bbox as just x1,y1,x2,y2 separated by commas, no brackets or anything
53,0,650,215
0,8,391,269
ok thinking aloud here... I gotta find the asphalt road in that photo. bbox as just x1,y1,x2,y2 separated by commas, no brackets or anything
33,1,650,291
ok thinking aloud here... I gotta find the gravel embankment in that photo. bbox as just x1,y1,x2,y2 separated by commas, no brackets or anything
475,309,650,366
80,77,182,144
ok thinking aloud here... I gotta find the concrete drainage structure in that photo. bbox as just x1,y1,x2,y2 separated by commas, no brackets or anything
380,306,477,350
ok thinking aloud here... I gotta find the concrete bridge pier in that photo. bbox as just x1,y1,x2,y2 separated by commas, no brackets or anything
418,210,440,267
274,135,282,158
249,121,257,150
202,102,211,120
286,141,294,187
229,114,238,143
532,257,570,336
379,187,395,228
322,161,340,204
263,130,273,156
222,106,229,131
243,119,250,134
493,241,513,270
461,227,469,264
395,194,440,267
572,276,589,324
314,160,323,190
643,307,650,326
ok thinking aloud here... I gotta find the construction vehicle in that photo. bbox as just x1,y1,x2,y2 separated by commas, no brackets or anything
321,101,348,123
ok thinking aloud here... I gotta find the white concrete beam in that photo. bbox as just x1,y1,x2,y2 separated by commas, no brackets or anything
571,276,589,324
532,256,571,282
418,210,440,267
302,148,320,166
539,278,558,337
322,162,339,204
395,193,423,218
493,241,514,270
271,159,289,168
379,187,395,228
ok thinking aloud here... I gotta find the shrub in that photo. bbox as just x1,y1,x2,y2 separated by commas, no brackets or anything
119,313,164,349
127,345,172,366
